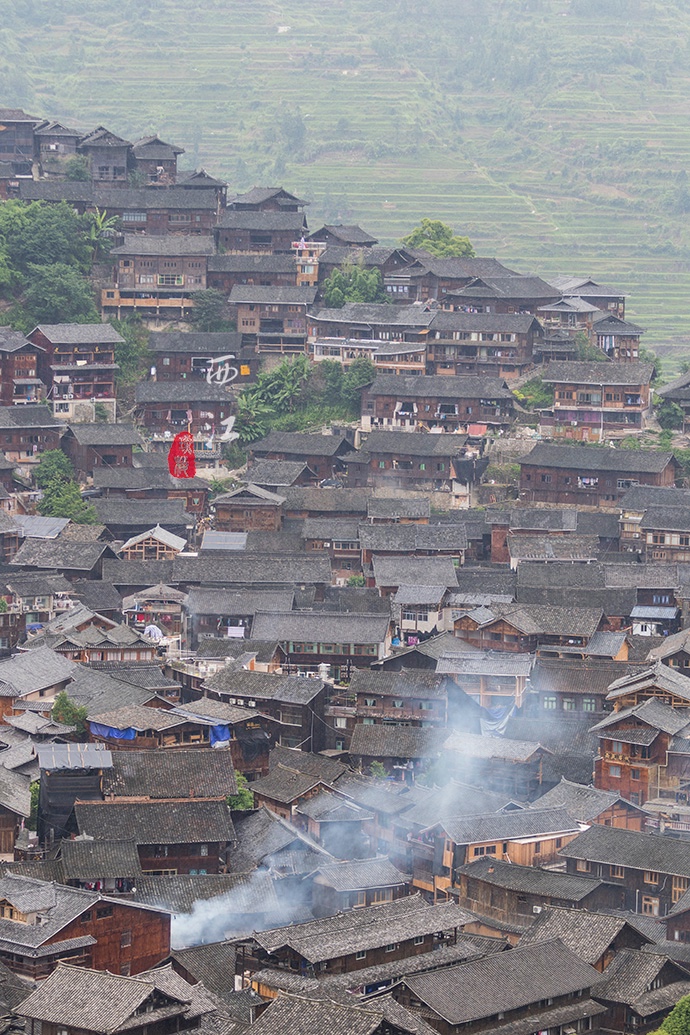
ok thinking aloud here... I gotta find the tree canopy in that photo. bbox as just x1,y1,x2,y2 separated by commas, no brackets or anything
401,218,475,258
322,262,387,308
52,691,89,739
36,449,98,524
649,994,690,1035
20,263,99,327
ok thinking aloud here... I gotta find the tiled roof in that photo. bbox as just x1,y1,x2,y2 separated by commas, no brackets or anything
444,730,549,762
372,554,458,587
534,777,636,822
606,661,690,703
520,442,676,474
0,646,77,695
185,586,294,615
313,857,407,891
268,746,349,783
246,459,312,486
432,806,578,844
455,855,607,900
361,429,468,457
65,422,142,446
32,323,124,344
250,764,329,804
228,805,330,872
134,380,232,403
101,748,238,799
365,373,514,400
360,523,468,552
251,610,390,644
348,724,447,759
74,798,235,844
202,668,326,704
348,668,447,699
10,538,109,571
133,871,278,915
216,210,306,230
229,285,316,305
437,651,534,677
542,361,653,385
560,824,690,876
173,552,332,586
111,234,215,256
519,908,651,964
59,838,143,880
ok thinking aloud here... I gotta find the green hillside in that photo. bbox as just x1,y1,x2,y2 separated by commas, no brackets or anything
4,0,690,363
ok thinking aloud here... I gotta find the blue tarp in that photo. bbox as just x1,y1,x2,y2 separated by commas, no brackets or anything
209,724,231,746
89,722,137,741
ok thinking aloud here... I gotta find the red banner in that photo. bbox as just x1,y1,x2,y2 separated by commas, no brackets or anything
167,431,196,479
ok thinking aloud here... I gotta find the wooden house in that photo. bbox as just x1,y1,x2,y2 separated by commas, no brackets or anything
0,873,170,980
213,484,285,532
310,858,408,917
308,224,379,248
60,422,142,478
230,285,317,353
618,485,690,562
411,807,581,898
249,430,351,482
390,939,605,1035
22,603,157,663
454,856,625,936
29,323,122,422
360,373,514,433
119,525,188,561
311,336,427,375
103,235,215,320
550,275,626,319
518,443,679,507
591,697,690,806
0,404,63,467
350,668,448,728
657,370,690,432
36,742,113,846
441,273,560,314
592,311,645,361
435,650,533,711
18,961,221,1031
425,311,541,378
93,498,191,541
0,329,45,405
540,360,654,441
560,823,690,916
128,134,184,184
148,329,256,383
309,301,435,344
0,107,41,174
453,602,603,654
594,949,690,1034
207,253,298,294
78,125,131,185
518,906,654,972
535,776,647,829
181,586,294,649
73,797,235,875
387,255,518,304
201,669,328,753
92,465,210,518
133,380,233,435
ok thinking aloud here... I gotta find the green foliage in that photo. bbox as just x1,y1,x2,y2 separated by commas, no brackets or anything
0,599,6,614
401,219,474,258
36,450,98,523
86,207,119,262
227,771,254,810
647,993,690,1035
94,403,110,423
619,436,642,450
369,761,387,779
673,449,690,484
483,463,520,485
109,317,151,385
21,264,99,327
657,400,684,430
51,690,89,738
346,574,366,587
342,357,376,407
575,331,608,362
190,289,233,332
322,262,387,308
0,201,92,281
29,781,39,829
514,377,554,410
64,155,90,181
35,450,75,489
320,360,344,404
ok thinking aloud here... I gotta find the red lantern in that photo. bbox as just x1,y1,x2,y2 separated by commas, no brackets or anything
168,431,197,479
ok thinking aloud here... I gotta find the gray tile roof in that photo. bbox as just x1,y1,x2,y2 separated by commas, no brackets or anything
10,539,110,571
133,871,278,915
135,380,232,403
246,993,387,1035
255,894,467,962
251,610,390,644
311,302,436,328
455,855,607,899
228,805,331,872
349,668,447,699
185,587,294,615
432,806,578,844
216,210,307,230
93,466,206,491
401,938,601,1025
520,442,676,475
229,285,316,305
282,486,373,514
202,668,326,704
519,908,651,963
148,330,243,354
361,429,468,457
59,838,143,880
252,431,348,458
250,764,330,804
268,746,349,783
33,323,124,344
173,552,332,586
111,234,215,256
560,824,690,876
372,554,458,588
74,798,235,845
542,361,654,385
246,459,313,486
443,730,549,763
360,524,468,553
534,777,636,822
436,650,534,677
101,748,238,799
366,497,430,519
348,725,448,759
65,422,142,446
313,857,407,891
93,498,190,528
365,373,514,400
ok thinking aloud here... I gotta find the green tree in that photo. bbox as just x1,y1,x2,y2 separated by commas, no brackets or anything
369,761,387,779
109,317,151,385
320,360,344,404
51,690,89,738
648,993,690,1035
86,207,119,262
575,330,608,362
227,771,254,810
342,357,376,408
64,155,90,181
0,200,92,277
191,289,232,332
322,262,387,308
657,400,684,430
346,574,365,587
29,781,39,829
35,449,75,489
401,218,474,258
234,392,273,444
39,480,98,523
22,263,99,326
261,355,311,413
514,377,554,410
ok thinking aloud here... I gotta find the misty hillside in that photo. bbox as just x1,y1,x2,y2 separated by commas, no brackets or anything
4,0,690,357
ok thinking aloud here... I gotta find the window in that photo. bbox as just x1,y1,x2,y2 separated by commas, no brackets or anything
672,877,689,903
364,698,377,707
96,905,113,919
562,697,575,711
352,892,366,909
80,910,93,923
609,765,621,778
158,274,184,286
582,697,597,712
611,865,625,879
631,769,641,781
534,842,541,855
355,950,367,960
642,895,660,916
541,473,552,483
200,844,209,857
334,716,347,728
122,211,146,222
644,871,660,885
121,930,132,947
576,859,591,873
385,943,396,952
543,695,557,710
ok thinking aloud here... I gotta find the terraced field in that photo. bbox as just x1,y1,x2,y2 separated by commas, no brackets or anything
5,0,690,366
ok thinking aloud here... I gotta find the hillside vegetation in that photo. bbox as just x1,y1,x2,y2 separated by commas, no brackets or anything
4,0,690,362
